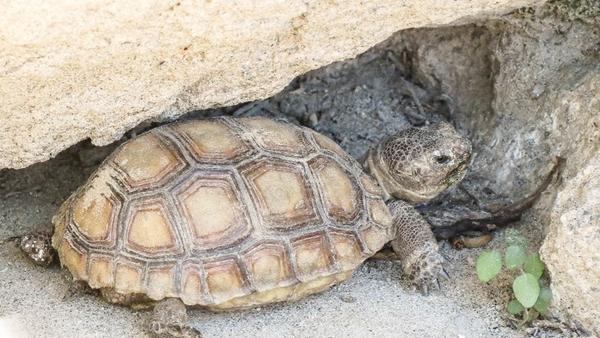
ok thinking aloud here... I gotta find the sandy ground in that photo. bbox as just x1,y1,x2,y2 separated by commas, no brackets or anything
0,242,518,338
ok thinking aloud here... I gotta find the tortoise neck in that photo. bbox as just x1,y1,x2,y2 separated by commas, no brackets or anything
362,149,393,201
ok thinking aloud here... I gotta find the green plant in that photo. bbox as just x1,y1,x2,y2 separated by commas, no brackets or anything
475,229,552,323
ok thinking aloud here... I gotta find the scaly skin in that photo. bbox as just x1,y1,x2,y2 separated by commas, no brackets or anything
150,299,202,338
19,231,54,267
387,200,445,292
365,122,471,292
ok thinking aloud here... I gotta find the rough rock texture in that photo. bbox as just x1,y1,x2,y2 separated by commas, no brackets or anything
540,151,600,335
0,0,543,170
386,9,599,334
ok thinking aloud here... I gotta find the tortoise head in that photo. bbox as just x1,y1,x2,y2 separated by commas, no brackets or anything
367,122,472,204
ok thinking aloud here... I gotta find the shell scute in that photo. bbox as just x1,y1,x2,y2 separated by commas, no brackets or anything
125,199,182,257
329,230,365,270
308,156,361,224
203,258,248,303
171,120,255,163
114,261,143,294
238,117,314,157
146,265,177,300
239,158,321,231
242,241,295,291
175,170,253,251
71,169,121,245
290,232,336,281
112,133,186,190
180,262,205,305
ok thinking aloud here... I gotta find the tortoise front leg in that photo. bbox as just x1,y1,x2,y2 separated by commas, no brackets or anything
387,200,446,293
150,298,202,338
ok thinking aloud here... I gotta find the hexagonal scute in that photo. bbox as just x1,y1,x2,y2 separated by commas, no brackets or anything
171,120,255,164
291,232,334,280
242,242,294,291
204,258,248,304
360,225,390,254
71,169,121,245
112,132,186,190
367,198,393,229
180,261,207,305
309,156,361,223
146,265,177,300
125,199,183,256
328,230,365,270
311,130,349,160
57,237,88,280
239,117,313,157
240,159,320,231
114,260,143,294
176,171,252,251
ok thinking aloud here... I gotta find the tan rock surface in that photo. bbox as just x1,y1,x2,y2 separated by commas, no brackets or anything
0,0,542,169
540,153,600,335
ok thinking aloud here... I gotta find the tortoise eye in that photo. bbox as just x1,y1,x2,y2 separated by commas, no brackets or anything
434,155,451,165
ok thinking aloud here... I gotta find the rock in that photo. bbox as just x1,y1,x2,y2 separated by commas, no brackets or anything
0,0,542,169
386,10,600,334
540,153,600,335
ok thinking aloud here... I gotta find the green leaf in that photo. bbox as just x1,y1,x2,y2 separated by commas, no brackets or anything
523,253,545,278
505,245,526,270
507,299,525,315
534,287,552,315
476,250,502,282
513,273,541,308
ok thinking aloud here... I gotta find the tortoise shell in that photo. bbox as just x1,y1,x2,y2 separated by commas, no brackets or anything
52,116,393,309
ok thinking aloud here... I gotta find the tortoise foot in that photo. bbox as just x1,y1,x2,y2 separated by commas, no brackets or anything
403,247,446,295
150,299,202,338
19,231,55,267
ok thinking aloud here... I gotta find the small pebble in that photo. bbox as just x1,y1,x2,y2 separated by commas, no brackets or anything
339,294,356,303
531,83,545,99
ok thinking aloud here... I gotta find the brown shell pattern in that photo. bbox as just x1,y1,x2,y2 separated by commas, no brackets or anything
52,116,393,308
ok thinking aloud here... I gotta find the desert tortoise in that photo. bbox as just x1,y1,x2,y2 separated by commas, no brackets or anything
22,116,471,336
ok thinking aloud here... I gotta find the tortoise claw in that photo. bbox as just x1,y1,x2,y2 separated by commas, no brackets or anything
403,248,446,294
